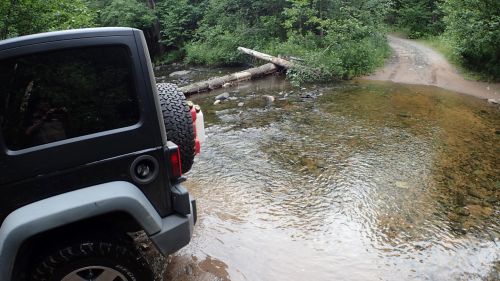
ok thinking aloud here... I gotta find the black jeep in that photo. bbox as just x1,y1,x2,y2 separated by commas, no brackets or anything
0,27,201,281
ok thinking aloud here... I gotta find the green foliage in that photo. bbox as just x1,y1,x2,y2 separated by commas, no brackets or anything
392,0,444,38
99,0,155,29
156,49,186,65
184,0,287,65
442,0,500,79
3,0,498,81
156,0,202,48
184,0,391,83
390,0,498,78
1,0,95,39
185,23,272,65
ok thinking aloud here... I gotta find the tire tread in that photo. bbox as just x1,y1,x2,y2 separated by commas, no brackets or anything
156,83,196,173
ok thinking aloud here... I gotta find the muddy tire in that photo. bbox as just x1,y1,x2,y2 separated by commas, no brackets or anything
157,83,196,173
31,239,153,281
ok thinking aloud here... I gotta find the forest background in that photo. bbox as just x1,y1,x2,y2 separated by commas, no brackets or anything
1,0,498,82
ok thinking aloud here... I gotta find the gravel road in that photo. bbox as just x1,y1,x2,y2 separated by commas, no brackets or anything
365,35,500,100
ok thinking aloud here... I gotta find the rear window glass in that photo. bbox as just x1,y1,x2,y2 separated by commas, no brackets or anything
0,45,140,150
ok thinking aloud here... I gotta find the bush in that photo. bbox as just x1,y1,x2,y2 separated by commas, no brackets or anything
443,0,500,79
156,0,202,48
185,0,391,84
0,0,95,39
99,0,155,29
263,17,390,84
394,0,444,39
185,23,271,65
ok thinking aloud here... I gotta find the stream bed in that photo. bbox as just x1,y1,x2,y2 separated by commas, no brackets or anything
157,70,499,281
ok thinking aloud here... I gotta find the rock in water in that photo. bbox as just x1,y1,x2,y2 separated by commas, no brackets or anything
238,102,244,107
395,181,409,189
214,100,221,105
264,95,275,103
215,92,230,101
487,98,498,104
169,70,191,77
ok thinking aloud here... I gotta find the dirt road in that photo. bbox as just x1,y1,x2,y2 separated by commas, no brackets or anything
365,35,500,100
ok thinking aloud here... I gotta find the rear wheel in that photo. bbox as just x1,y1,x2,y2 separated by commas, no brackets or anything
31,239,153,281
61,266,127,281
157,83,196,173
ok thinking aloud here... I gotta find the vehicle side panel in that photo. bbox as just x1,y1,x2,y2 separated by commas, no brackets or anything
0,31,172,221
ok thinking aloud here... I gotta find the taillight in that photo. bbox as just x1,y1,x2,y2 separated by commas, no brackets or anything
170,148,182,178
166,141,182,179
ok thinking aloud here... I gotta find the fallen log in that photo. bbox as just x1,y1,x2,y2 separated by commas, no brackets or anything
178,47,296,95
237,47,294,69
239,47,320,77
179,63,278,95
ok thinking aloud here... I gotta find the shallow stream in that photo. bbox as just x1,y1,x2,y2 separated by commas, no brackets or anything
158,69,499,281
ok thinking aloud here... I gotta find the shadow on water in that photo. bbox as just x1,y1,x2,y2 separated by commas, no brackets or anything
165,75,499,281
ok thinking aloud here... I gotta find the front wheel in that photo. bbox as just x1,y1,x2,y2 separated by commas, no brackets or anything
31,240,153,281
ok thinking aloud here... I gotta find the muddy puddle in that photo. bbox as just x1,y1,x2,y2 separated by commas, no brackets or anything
161,71,499,281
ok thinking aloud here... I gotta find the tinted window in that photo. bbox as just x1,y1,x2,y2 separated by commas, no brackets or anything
0,45,140,150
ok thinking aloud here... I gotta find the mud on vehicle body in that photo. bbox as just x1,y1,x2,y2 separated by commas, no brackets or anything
0,27,204,281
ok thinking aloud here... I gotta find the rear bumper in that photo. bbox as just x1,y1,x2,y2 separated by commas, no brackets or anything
149,185,196,256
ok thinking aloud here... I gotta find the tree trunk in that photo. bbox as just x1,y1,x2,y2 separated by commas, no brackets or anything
178,47,296,95
179,63,278,95
237,47,294,69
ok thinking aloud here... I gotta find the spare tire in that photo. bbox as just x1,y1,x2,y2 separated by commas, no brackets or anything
157,83,196,173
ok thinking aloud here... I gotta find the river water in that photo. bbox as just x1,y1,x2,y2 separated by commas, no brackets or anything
158,70,499,281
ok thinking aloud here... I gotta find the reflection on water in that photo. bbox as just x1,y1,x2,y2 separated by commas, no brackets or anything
168,77,499,281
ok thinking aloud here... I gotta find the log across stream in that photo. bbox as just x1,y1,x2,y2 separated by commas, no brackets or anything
179,47,294,95
179,63,279,95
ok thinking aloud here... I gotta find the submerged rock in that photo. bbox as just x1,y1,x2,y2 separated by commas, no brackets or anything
215,92,230,101
169,70,191,77
455,207,470,216
486,196,497,204
315,159,327,169
467,188,485,199
300,90,322,100
395,181,409,189
264,95,275,103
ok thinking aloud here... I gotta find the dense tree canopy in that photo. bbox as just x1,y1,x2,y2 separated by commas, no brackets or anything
1,0,498,80
183,0,391,82
389,0,444,38
99,0,156,29
0,0,94,39
442,0,499,78
390,0,499,79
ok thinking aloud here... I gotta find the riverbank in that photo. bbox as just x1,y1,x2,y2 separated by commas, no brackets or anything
363,35,500,100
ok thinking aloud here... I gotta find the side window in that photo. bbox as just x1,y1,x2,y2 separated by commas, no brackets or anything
0,45,140,150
